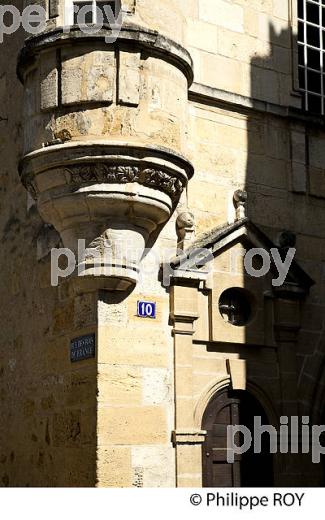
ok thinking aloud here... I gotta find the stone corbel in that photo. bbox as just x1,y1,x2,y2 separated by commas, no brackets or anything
176,207,195,250
233,189,247,220
20,143,193,292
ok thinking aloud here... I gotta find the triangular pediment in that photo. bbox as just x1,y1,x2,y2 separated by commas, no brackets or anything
171,218,314,295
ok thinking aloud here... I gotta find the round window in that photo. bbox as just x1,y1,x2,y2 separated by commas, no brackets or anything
218,288,253,326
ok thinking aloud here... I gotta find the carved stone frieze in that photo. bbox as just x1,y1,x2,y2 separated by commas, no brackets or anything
63,164,184,202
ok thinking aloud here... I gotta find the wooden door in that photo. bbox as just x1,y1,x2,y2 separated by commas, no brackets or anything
202,388,273,487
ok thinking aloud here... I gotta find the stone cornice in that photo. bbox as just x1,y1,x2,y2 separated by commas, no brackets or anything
24,163,185,204
19,141,194,205
20,141,194,175
17,23,194,86
168,218,314,295
189,82,325,128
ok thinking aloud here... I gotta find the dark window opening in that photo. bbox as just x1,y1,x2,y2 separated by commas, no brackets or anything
74,2,93,24
97,1,116,22
219,288,253,327
73,1,116,25
298,0,325,115
307,2,320,25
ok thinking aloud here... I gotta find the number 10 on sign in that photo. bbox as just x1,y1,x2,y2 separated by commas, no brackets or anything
137,301,156,319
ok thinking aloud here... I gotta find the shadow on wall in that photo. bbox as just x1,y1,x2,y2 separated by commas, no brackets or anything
245,22,325,486
0,1,99,487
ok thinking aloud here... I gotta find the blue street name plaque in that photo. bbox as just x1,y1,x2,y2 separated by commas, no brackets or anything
70,334,96,362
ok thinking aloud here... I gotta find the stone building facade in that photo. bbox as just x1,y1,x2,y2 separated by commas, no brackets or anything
0,0,325,487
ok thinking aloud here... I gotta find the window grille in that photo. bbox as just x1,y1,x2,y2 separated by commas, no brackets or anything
298,0,325,115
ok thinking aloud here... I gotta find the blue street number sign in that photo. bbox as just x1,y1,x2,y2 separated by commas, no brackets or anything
137,301,156,319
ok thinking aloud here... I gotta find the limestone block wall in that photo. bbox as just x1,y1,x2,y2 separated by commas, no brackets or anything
96,288,175,487
187,0,299,108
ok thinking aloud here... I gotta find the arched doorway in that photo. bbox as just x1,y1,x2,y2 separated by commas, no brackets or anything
202,387,274,487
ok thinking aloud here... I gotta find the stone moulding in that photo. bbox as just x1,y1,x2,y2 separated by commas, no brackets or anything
66,164,185,202
23,163,185,204
20,142,193,291
17,24,194,87
20,142,193,201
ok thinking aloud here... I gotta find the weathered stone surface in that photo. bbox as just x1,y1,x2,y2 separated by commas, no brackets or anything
98,366,143,405
97,406,168,445
142,368,171,405
98,325,169,367
97,447,132,487
131,446,175,487
118,51,141,106
61,49,115,105
40,50,58,111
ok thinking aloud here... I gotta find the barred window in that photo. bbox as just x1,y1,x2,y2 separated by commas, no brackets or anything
298,0,325,114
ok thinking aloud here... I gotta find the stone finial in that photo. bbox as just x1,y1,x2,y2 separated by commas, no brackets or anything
233,189,247,220
278,230,297,249
176,207,195,249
